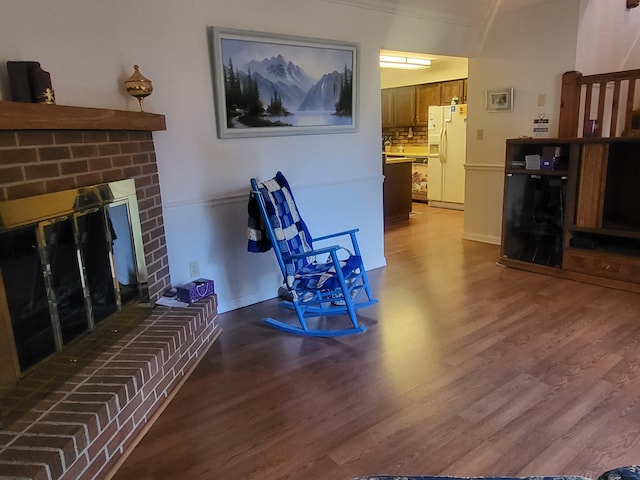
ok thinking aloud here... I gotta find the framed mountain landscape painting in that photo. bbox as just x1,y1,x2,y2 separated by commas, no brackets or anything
209,27,359,138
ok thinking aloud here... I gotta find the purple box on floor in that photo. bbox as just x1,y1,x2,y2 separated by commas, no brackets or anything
176,278,215,303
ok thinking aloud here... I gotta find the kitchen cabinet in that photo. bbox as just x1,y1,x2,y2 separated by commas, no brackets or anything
392,86,416,126
381,87,412,127
381,84,435,127
416,84,440,125
500,137,640,294
440,79,465,105
381,89,394,128
382,79,467,127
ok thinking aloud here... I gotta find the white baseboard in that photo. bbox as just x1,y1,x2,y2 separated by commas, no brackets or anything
462,231,501,245
428,201,464,211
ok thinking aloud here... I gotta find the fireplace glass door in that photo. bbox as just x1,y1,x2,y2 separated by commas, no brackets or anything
77,209,118,325
0,226,56,371
42,217,90,347
0,179,146,374
109,202,139,306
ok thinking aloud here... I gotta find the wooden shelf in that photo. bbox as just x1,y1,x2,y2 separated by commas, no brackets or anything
506,169,569,176
499,255,640,294
569,225,640,240
0,101,166,131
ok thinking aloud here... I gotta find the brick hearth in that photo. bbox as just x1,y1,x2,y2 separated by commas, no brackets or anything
0,103,222,480
0,296,220,480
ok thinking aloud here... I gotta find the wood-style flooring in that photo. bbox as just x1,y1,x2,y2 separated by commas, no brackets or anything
112,203,640,480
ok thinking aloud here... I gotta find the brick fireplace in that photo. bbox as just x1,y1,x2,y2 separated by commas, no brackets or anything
0,102,171,303
0,102,221,480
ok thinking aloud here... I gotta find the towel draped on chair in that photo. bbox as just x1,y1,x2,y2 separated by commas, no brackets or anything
247,191,271,253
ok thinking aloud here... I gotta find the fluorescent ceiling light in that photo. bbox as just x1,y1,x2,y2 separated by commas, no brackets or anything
407,58,431,66
379,55,431,69
380,62,428,70
380,55,407,63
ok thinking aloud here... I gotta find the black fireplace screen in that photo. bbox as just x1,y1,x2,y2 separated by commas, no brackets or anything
0,180,147,372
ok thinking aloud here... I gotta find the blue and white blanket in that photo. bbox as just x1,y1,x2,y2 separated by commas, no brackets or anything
248,172,359,292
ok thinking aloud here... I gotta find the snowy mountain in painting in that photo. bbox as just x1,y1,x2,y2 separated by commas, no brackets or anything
245,55,315,92
234,54,348,112
298,70,343,111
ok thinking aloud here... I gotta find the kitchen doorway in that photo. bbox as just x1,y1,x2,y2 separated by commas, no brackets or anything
380,49,469,225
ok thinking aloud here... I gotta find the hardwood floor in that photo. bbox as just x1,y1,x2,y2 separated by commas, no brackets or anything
112,203,640,480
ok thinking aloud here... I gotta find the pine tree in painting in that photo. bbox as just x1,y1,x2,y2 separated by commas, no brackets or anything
335,64,352,117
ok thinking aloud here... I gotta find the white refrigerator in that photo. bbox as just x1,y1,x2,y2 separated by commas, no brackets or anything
427,104,467,209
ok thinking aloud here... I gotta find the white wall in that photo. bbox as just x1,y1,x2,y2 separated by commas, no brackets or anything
0,0,485,312
576,0,640,74
463,0,581,245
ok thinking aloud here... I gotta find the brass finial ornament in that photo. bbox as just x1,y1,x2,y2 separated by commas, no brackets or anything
124,64,153,112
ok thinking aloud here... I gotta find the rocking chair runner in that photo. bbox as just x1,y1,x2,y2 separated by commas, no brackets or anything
248,172,377,337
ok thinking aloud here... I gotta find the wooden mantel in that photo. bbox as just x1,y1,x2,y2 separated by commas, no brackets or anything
0,101,166,131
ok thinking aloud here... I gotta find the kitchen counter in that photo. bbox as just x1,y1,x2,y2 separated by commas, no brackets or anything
382,147,429,222
383,146,429,158
383,157,412,223
384,156,413,164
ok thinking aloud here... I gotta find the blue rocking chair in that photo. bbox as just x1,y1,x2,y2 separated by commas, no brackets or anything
248,172,377,337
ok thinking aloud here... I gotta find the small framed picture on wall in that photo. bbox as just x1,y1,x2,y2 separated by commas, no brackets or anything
486,88,514,112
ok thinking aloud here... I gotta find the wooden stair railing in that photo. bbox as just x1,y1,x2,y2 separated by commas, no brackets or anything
558,69,640,138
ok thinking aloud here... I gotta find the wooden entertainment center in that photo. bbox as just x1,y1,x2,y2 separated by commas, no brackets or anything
500,136,640,293
499,68,640,293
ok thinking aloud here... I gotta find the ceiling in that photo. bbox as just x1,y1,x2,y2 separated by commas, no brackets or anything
325,0,560,77
320,0,559,26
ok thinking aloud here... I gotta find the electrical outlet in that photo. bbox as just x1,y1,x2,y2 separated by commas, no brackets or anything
189,261,199,278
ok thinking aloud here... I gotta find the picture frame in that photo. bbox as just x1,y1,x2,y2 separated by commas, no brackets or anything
208,27,359,138
486,88,514,112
